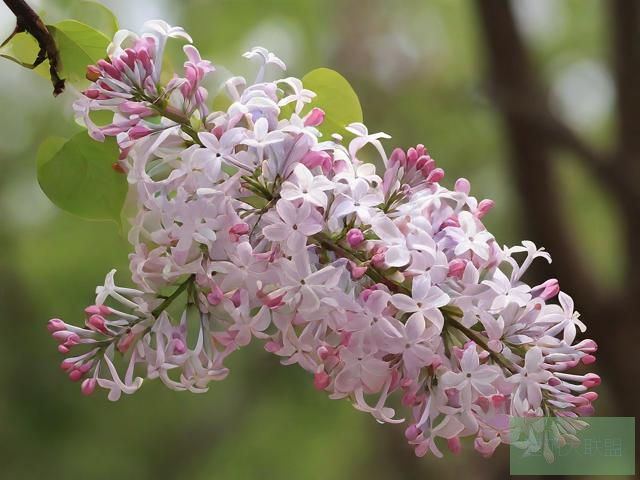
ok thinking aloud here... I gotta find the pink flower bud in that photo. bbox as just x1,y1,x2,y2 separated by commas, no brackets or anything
52,331,78,344
582,373,601,388
581,354,596,365
264,341,281,353
317,346,330,360
68,369,83,382
476,199,495,219
47,318,66,333
84,304,112,316
313,372,330,390
129,125,153,140
476,396,491,412
230,223,250,235
371,252,386,268
60,359,74,371
304,107,325,127
574,404,595,416
448,259,466,279
491,394,507,408
402,393,416,406
260,292,284,309
207,283,224,306
211,125,224,139
582,391,598,402
440,216,460,229
455,178,471,194
426,167,444,183
301,150,331,172
406,147,418,168
86,64,101,82
84,89,100,99
346,228,365,248
120,101,154,116
575,339,598,353
350,265,368,280
404,424,420,441
229,222,250,241
173,339,187,355
117,331,136,353
81,378,97,396
79,362,93,374
86,314,109,335
448,437,462,455
389,148,406,167
532,279,559,300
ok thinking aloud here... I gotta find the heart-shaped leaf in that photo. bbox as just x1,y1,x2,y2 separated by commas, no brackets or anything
301,68,363,138
37,132,127,224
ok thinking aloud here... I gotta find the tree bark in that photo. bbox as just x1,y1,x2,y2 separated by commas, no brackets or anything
474,0,640,429
2,0,64,95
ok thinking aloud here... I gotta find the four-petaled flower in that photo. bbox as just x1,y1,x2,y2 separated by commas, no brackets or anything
440,345,500,408
263,199,322,253
390,275,449,333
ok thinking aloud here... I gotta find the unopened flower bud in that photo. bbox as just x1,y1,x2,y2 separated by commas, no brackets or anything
346,228,365,248
304,107,325,127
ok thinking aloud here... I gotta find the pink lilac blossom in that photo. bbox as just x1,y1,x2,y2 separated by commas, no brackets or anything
50,20,600,458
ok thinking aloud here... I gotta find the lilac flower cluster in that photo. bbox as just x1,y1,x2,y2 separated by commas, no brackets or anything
48,21,600,457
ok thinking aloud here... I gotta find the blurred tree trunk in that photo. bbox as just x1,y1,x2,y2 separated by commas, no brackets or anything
474,0,639,460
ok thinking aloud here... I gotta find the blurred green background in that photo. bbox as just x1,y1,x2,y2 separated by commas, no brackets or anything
0,1,635,479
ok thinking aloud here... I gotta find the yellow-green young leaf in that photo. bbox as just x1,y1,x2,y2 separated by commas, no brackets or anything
0,32,50,80
37,132,127,224
48,20,110,85
302,68,363,138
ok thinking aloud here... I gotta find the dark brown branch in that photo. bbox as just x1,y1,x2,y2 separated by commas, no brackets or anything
474,0,604,311
2,0,64,95
609,0,640,301
488,90,632,198
475,2,640,441
610,0,640,170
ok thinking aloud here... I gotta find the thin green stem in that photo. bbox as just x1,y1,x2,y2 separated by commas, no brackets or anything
313,232,410,294
139,92,202,144
444,315,518,374
151,275,194,317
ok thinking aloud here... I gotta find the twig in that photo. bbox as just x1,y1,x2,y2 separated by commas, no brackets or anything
1,0,64,95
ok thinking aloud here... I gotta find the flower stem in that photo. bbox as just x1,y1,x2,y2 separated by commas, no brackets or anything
444,315,518,374
313,232,410,294
151,275,194,317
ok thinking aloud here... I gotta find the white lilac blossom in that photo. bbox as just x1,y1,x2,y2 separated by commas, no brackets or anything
49,21,600,458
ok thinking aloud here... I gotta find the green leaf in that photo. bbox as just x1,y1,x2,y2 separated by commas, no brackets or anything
48,19,110,85
67,1,119,38
37,136,67,168
212,92,233,113
301,68,363,138
37,132,127,224
0,32,50,80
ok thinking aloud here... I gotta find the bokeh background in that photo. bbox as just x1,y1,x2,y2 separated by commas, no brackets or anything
0,0,637,478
